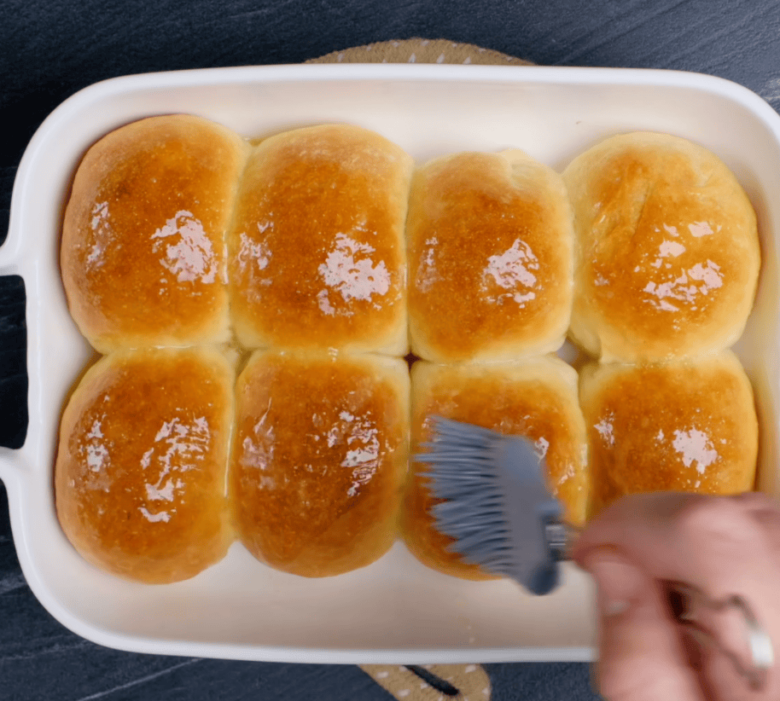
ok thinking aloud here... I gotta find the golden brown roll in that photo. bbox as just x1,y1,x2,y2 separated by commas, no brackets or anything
55,347,235,584
580,351,758,517
230,350,409,577
563,132,760,362
407,151,574,362
62,115,249,353
227,124,413,354
401,357,588,580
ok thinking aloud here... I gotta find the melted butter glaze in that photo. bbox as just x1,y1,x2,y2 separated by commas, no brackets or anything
227,124,412,353
401,358,588,580
580,352,758,517
564,133,759,361
231,350,409,577
62,115,248,352
407,151,573,362
55,347,234,583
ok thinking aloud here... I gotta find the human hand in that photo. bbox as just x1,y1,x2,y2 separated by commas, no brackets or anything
571,492,780,700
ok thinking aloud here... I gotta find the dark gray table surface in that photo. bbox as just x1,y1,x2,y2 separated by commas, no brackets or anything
2,1,779,699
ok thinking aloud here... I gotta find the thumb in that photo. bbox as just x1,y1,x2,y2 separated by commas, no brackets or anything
585,550,705,701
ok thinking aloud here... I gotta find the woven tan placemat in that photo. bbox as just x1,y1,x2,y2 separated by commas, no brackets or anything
363,664,492,701
309,38,532,701
307,37,532,66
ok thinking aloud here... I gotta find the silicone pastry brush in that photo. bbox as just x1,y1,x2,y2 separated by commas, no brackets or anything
415,416,773,689
414,416,568,596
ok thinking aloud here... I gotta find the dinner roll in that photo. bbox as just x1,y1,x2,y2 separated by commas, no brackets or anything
580,351,758,517
55,347,234,584
407,151,574,362
563,132,759,362
61,115,249,353
227,124,413,354
401,357,588,580
230,350,409,577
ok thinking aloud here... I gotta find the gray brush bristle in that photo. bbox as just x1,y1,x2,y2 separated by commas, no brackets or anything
417,416,563,596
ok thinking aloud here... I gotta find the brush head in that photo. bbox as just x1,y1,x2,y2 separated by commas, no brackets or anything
416,416,564,595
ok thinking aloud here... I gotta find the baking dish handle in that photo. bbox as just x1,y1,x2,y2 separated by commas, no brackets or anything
0,275,28,457
0,235,21,273
0,448,23,487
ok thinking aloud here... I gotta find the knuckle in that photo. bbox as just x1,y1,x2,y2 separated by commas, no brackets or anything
674,495,760,546
734,490,779,512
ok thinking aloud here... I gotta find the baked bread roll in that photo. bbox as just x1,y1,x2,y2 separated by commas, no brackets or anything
407,151,574,362
55,347,234,583
62,115,249,353
227,124,413,354
580,351,758,517
563,132,759,362
230,350,409,577
401,357,588,580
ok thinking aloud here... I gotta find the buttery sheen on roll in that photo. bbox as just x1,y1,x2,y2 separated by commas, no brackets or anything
401,357,588,580
61,115,249,353
55,347,235,584
407,151,574,362
230,350,409,577
580,351,758,517
227,124,413,354
563,132,760,362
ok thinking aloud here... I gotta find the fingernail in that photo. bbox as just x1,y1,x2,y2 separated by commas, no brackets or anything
584,551,645,617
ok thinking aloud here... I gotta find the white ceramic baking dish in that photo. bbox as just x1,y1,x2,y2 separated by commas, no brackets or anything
1,64,779,664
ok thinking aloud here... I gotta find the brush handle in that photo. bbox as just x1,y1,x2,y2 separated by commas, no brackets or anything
544,521,573,562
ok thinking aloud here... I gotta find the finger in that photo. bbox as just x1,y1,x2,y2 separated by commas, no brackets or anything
573,493,780,699
695,629,768,701
585,549,704,701
732,492,780,556
731,492,779,511
572,493,777,591
573,492,695,566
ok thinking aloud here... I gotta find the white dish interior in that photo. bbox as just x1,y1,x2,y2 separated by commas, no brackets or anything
0,64,779,663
